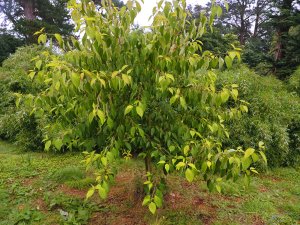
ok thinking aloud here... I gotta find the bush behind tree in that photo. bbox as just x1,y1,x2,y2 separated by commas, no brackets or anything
0,45,46,150
217,65,300,167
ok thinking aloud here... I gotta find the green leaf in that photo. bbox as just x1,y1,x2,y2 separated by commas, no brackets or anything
124,105,133,115
136,106,144,118
251,153,259,162
219,57,224,69
97,110,106,124
71,73,80,88
53,139,63,150
38,34,47,44
243,174,250,186
165,164,170,173
220,90,230,103
241,157,252,170
176,162,186,170
28,71,36,79
54,33,63,47
185,168,194,182
170,95,178,105
259,151,267,164
180,97,187,110
35,60,42,70
224,0,229,11
45,140,51,151
244,148,255,158
88,112,94,124
228,51,236,60
101,157,107,166
98,185,107,199
86,187,95,199
149,202,156,214
15,97,21,108
142,195,151,206
107,117,114,128
183,145,189,155
231,89,238,101
225,56,232,68
154,195,162,208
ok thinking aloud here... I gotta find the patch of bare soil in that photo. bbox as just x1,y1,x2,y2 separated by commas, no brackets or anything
34,198,48,212
89,171,147,225
22,177,37,186
252,215,265,225
58,184,87,198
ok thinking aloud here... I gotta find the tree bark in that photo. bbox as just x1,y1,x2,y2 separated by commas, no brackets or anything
145,153,152,172
20,0,35,20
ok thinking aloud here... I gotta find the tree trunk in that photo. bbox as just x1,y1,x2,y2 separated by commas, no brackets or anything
274,31,283,61
20,0,35,20
144,153,152,172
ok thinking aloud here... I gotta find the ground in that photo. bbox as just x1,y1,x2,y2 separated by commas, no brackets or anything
0,141,299,225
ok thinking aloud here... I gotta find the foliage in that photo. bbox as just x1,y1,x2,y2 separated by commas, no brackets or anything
217,65,300,167
0,45,46,150
268,0,300,79
288,66,300,95
0,0,74,43
0,30,24,65
24,0,267,214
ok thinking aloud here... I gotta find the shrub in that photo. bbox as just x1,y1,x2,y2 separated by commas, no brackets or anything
218,65,300,166
288,66,300,96
0,45,46,150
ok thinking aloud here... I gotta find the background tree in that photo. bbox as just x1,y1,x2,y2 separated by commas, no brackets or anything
268,0,300,78
0,29,23,65
0,0,74,43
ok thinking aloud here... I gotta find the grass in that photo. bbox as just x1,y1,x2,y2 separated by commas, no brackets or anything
0,140,299,225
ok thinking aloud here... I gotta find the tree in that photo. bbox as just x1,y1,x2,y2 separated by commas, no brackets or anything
187,2,241,58
0,29,23,65
0,0,74,43
268,0,300,78
24,0,266,214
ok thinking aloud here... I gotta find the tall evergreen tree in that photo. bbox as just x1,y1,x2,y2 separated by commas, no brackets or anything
0,0,74,43
268,0,300,78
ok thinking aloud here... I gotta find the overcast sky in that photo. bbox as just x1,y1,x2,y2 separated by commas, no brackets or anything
123,0,210,26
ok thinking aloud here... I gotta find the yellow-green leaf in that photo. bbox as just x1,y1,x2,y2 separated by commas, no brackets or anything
259,151,267,164
53,139,63,150
54,33,63,47
136,106,144,118
98,185,107,199
45,140,51,151
86,187,95,199
244,148,255,158
149,202,156,214
185,168,194,182
225,55,232,68
124,105,133,115
97,110,106,124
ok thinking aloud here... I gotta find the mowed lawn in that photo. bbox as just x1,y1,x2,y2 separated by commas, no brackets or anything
0,141,299,225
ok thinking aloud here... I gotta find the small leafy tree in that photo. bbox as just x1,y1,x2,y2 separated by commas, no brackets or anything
25,0,266,214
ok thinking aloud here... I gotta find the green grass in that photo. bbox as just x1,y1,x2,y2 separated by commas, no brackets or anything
0,140,299,224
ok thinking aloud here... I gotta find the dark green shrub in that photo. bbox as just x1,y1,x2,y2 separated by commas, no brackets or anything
288,66,300,96
218,65,300,167
0,45,46,150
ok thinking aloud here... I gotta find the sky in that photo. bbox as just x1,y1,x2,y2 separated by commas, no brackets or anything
123,0,210,26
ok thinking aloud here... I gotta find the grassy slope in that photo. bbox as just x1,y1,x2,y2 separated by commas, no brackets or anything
0,141,299,225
